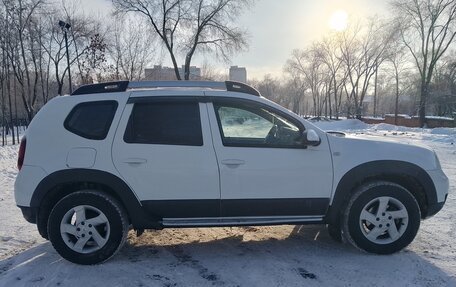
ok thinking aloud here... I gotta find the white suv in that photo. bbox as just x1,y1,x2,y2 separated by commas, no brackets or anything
14,81,449,264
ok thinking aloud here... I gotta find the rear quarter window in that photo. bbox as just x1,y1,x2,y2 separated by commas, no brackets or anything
64,101,118,140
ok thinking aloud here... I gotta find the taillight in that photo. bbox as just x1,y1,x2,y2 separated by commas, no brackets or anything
17,137,26,170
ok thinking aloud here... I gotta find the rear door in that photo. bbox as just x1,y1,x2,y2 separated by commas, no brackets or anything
112,91,220,218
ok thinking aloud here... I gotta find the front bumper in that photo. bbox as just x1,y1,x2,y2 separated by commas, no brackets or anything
427,168,450,203
426,195,447,218
425,168,449,218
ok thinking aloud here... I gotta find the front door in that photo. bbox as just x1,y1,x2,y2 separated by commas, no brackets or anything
112,92,220,218
206,97,333,218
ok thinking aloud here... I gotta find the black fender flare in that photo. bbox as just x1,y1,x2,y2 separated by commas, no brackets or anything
326,160,437,224
30,168,159,229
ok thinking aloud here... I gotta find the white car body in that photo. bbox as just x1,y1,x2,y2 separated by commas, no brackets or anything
14,81,449,231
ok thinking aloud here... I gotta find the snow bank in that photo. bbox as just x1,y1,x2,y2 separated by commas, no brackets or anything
0,145,44,261
431,128,456,136
0,145,18,165
311,119,456,144
425,116,454,121
312,119,369,131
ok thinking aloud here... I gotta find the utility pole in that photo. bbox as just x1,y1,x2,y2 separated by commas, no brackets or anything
59,20,72,94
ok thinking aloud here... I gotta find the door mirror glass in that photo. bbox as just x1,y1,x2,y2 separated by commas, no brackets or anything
302,129,321,146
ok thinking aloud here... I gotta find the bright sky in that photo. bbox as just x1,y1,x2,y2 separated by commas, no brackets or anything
81,0,388,79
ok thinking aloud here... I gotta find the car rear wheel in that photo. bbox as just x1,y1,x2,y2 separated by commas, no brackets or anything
48,190,129,264
342,181,421,254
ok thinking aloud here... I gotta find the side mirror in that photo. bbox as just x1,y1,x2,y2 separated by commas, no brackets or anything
302,129,321,147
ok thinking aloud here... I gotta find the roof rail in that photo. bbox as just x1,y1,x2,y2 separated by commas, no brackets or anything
71,81,129,95
128,80,226,90
225,81,260,96
71,80,261,97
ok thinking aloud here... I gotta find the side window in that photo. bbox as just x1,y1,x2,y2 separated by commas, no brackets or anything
124,101,203,146
213,101,303,148
64,101,118,140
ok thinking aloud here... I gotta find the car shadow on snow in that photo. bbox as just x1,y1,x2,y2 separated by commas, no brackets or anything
0,225,454,287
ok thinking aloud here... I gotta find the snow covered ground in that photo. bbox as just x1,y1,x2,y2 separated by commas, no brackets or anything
0,120,455,287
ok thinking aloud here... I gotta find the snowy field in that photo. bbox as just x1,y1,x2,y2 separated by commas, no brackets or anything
0,120,455,287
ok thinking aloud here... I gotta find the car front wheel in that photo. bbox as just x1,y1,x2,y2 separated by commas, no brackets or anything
342,181,421,254
47,190,129,264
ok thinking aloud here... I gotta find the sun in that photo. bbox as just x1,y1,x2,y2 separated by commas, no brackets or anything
329,10,348,31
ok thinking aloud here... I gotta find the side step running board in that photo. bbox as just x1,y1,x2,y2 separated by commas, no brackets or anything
161,216,324,227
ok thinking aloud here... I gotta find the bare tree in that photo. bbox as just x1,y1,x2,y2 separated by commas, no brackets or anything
340,19,394,118
392,0,456,127
283,75,306,115
285,48,330,117
255,74,281,101
79,34,111,83
112,0,251,80
430,52,456,116
0,9,7,145
31,11,52,105
316,35,347,119
4,0,44,122
199,61,228,81
284,51,305,114
108,17,156,80
387,44,409,124
41,2,100,94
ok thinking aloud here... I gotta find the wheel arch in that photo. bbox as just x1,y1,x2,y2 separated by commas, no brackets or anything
326,160,437,225
31,169,160,239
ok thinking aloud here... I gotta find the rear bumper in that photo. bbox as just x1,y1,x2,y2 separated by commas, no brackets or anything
18,206,37,224
14,165,47,207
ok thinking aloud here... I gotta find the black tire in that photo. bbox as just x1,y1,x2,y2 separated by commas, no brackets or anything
47,190,129,265
327,224,342,243
342,181,421,254
37,214,49,240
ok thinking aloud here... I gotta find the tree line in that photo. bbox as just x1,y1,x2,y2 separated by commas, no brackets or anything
1,0,455,146
0,0,251,145
260,0,456,127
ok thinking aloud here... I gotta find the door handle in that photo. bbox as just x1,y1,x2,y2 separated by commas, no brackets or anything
123,158,147,164
221,159,245,167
